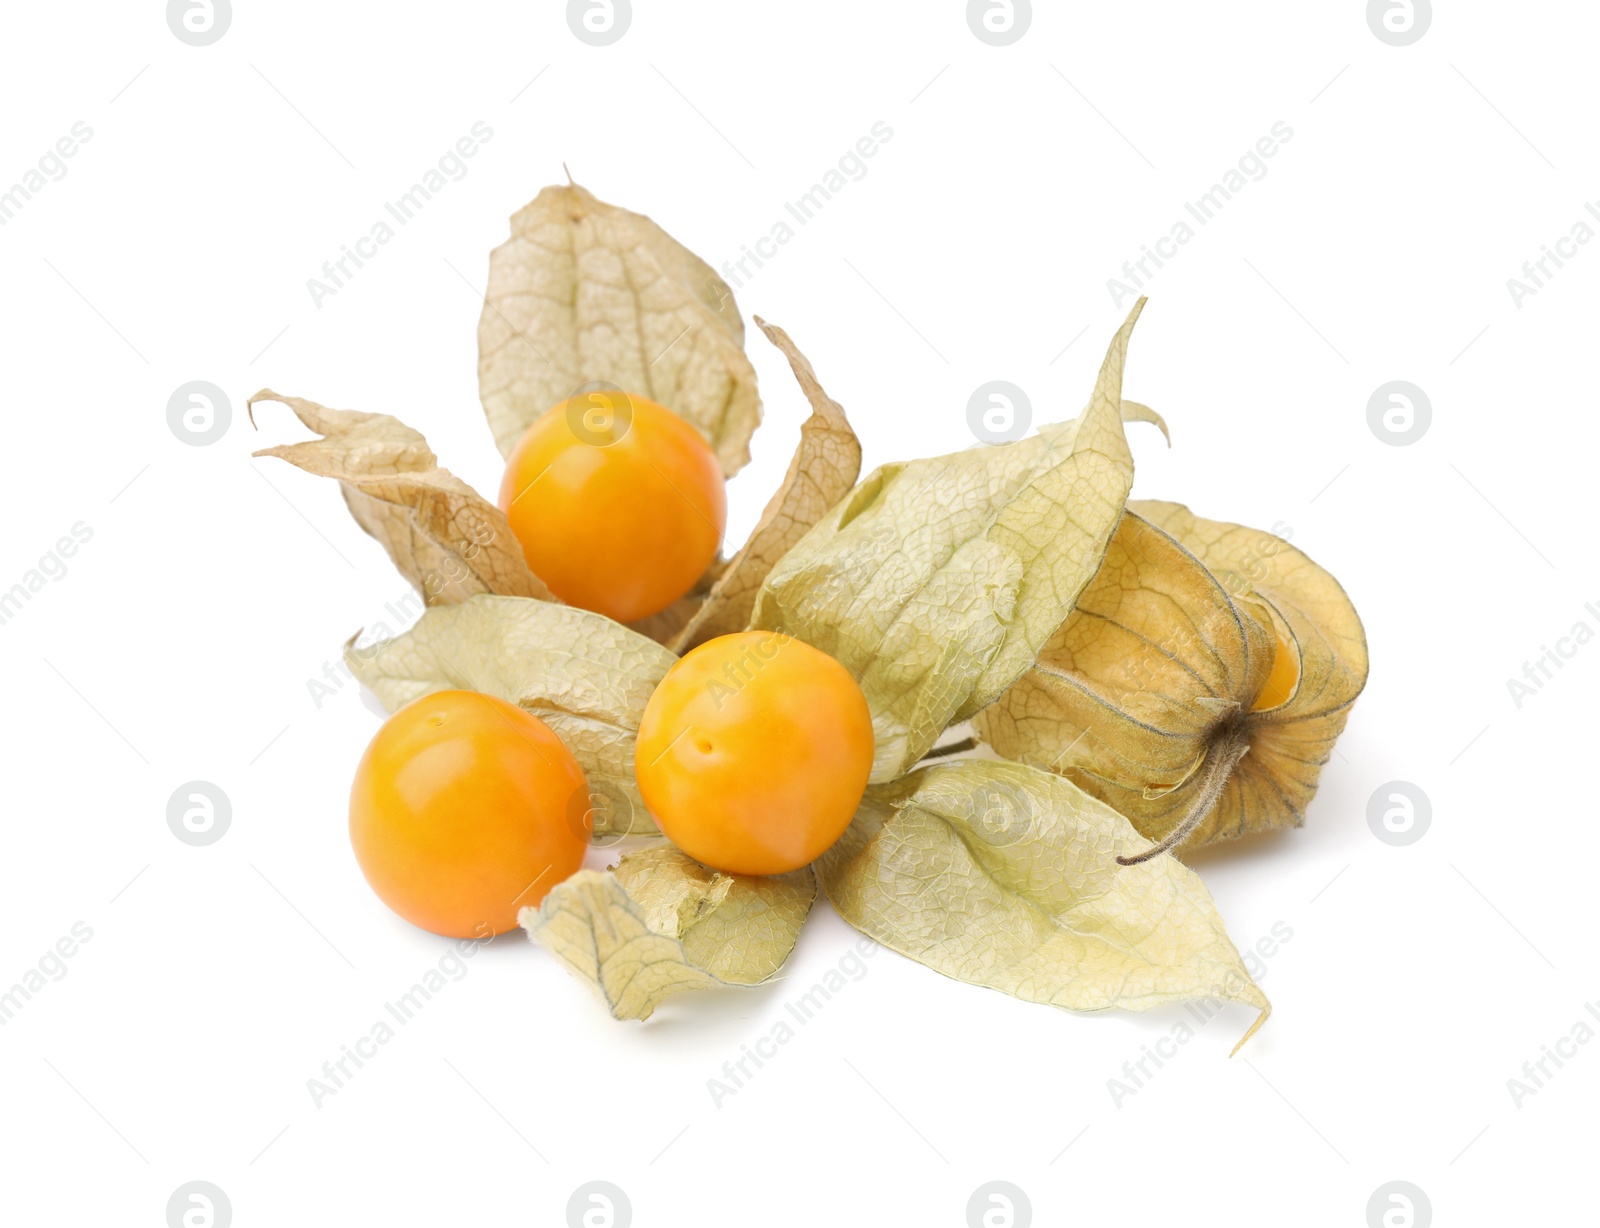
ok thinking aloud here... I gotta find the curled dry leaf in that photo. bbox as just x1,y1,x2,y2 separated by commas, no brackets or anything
751,300,1147,781
667,317,862,653
1118,399,1170,445
477,182,762,476
343,595,675,837
975,503,1367,857
817,759,1269,1050
524,844,816,1020
250,391,553,606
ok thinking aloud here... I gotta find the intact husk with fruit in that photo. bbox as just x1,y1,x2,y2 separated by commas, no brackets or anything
975,503,1368,859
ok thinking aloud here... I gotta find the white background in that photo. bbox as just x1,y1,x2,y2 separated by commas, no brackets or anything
1,2,1593,1225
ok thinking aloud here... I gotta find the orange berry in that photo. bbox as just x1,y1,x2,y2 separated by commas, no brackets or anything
498,392,725,623
635,631,875,876
349,690,589,937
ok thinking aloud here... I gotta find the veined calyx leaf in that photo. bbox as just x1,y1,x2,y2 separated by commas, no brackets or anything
976,503,1368,855
750,300,1147,781
344,595,675,837
817,759,1269,1050
525,845,816,1020
477,181,762,476
250,391,553,606
668,317,862,652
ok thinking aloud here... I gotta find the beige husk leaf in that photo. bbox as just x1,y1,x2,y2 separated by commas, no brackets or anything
750,299,1147,781
523,845,816,1020
249,391,553,606
667,317,862,652
477,181,762,476
818,759,1269,1050
1118,399,1171,445
975,503,1367,854
343,595,674,837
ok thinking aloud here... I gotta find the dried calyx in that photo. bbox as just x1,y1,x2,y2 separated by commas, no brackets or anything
977,504,1368,858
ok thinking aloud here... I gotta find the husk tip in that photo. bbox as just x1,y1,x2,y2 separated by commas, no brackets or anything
245,387,283,430
1230,1005,1270,1057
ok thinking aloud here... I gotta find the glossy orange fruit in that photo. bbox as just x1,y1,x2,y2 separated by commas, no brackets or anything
349,690,590,938
497,391,725,623
634,631,875,876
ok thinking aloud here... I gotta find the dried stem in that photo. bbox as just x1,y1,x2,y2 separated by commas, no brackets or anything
919,736,979,763
1117,723,1252,866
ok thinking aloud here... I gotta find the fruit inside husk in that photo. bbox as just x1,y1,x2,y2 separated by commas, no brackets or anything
975,500,1368,857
